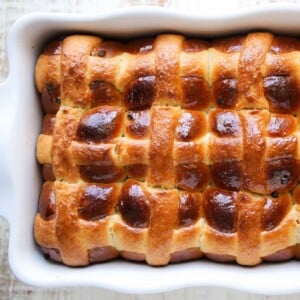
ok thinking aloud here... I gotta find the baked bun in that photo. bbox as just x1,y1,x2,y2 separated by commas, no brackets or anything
34,32,300,266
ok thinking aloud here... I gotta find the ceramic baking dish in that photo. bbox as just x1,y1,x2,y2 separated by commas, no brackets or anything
1,4,300,295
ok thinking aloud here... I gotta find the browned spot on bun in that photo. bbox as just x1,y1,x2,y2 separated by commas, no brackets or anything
126,110,150,138
90,41,125,57
263,75,298,113
267,114,296,137
79,165,125,184
44,40,62,55
262,194,291,231
269,37,300,54
89,81,122,106
203,188,237,233
176,163,209,192
181,76,210,110
118,180,150,228
176,111,207,141
125,164,148,181
124,76,156,110
126,38,155,54
211,161,243,191
78,184,116,221
76,106,123,143
210,109,241,137
213,78,238,108
213,36,245,53
178,193,201,227
266,158,298,192
183,39,209,52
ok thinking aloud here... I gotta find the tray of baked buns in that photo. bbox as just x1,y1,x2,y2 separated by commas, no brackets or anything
34,32,300,266
1,5,300,294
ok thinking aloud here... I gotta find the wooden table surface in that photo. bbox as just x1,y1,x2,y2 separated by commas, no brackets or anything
1,0,300,299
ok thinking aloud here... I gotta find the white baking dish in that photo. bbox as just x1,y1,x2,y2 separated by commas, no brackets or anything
1,4,300,295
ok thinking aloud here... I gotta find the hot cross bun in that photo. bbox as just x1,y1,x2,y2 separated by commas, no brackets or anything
34,32,300,266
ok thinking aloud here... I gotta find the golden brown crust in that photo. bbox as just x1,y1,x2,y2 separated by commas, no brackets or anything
147,106,178,188
146,190,178,265
155,35,183,105
52,108,82,182
237,32,273,109
241,110,268,194
34,33,300,266
236,193,264,265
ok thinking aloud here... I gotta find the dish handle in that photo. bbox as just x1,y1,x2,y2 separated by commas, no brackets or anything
0,79,13,223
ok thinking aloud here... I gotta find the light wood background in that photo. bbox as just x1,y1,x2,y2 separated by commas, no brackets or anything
1,0,300,299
